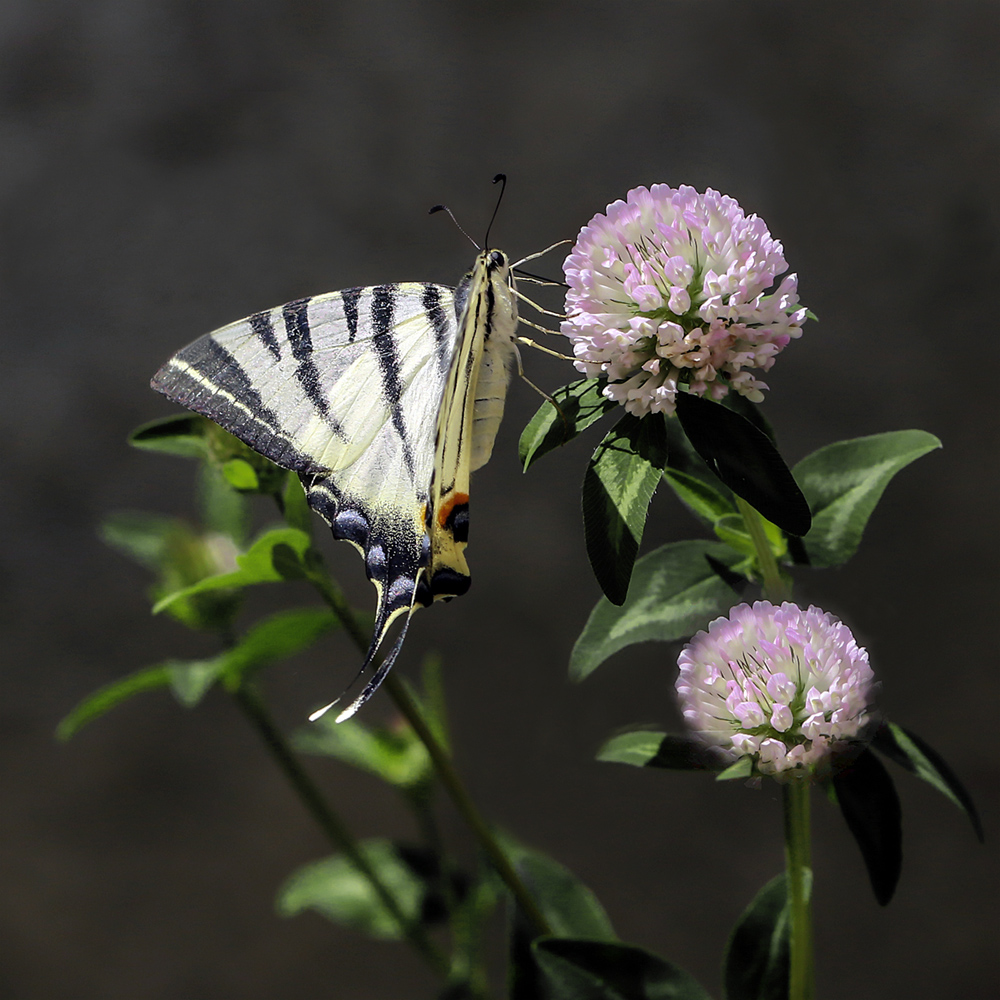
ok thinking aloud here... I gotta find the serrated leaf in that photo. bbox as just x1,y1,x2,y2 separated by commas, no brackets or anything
596,731,726,771
793,430,941,567
520,379,619,471
152,527,312,613
532,939,712,1000
570,541,742,681
128,413,210,458
663,467,736,526
674,392,811,537
582,413,669,606
294,716,431,789
277,840,423,939
56,665,172,740
832,749,902,905
872,722,983,842
723,874,790,1000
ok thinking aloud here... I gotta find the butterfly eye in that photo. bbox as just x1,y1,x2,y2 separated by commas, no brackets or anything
488,250,506,269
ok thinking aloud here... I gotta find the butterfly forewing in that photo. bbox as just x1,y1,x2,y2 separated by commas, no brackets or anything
152,252,518,721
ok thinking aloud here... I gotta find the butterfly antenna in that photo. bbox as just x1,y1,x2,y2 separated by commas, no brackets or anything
429,204,481,251
483,173,506,248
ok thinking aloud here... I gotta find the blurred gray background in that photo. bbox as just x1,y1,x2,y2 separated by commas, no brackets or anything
2,2,998,998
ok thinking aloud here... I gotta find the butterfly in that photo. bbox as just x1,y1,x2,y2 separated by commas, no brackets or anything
151,245,523,721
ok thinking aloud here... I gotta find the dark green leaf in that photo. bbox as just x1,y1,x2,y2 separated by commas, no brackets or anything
597,731,726,771
832,748,902,905
532,939,712,1000
56,665,172,739
510,846,616,942
723,874,789,1000
793,431,941,567
277,840,423,939
152,527,312,613
570,541,742,681
872,722,983,842
520,379,619,471
294,715,431,789
128,413,210,458
674,392,811,537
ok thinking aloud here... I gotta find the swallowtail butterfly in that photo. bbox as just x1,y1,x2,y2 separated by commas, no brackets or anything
152,246,520,721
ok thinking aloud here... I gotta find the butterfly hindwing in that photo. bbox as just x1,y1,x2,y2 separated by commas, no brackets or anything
152,253,519,721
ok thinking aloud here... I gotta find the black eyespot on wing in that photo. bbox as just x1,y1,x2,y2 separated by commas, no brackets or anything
444,501,469,544
430,567,471,599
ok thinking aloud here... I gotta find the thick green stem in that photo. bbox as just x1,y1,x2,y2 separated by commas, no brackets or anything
783,780,814,1000
736,495,790,602
304,561,552,938
231,682,449,976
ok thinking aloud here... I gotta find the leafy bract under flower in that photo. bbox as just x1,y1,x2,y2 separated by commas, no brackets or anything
676,602,873,777
562,185,807,417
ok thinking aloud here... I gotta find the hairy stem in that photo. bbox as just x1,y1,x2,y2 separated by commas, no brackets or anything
231,681,449,976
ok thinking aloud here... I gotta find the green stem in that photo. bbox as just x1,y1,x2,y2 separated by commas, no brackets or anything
304,560,552,938
385,672,553,938
736,495,790,602
783,780,814,1000
231,681,449,976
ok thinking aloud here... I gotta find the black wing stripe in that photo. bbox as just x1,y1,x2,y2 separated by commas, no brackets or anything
249,309,281,361
282,297,347,440
371,284,416,478
152,340,322,474
422,284,452,372
342,287,362,343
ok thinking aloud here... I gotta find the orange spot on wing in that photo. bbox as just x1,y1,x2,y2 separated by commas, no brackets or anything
437,492,469,528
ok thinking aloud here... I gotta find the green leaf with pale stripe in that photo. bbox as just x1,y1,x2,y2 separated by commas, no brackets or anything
596,731,726,771
663,467,735,525
56,665,172,740
152,527,312,613
277,840,424,939
794,430,941,567
570,541,743,681
582,413,669,606
716,757,754,782
519,378,619,471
